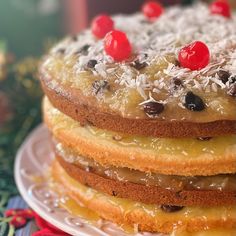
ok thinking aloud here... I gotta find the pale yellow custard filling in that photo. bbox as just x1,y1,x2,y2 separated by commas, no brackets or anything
51,161,236,235
87,126,236,158
55,143,236,192
45,97,236,159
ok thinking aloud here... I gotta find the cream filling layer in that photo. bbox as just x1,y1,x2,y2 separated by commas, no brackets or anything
56,142,236,192
44,97,236,159
52,161,236,234
44,97,236,176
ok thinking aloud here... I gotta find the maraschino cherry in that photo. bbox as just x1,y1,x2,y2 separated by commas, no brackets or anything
210,0,231,18
104,30,132,61
178,41,210,71
10,216,27,228
142,1,164,20
92,14,114,38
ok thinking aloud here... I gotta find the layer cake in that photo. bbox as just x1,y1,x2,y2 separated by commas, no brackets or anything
39,1,236,235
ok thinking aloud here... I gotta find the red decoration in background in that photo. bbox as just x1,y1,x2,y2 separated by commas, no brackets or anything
64,0,180,34
5,209,22,218
0,92,12,125
4,209,34,229
104,30,132,61
4,208,70,235
65,0,88,34
10,216,27,228
91,14,114,38
32,228,69,236
19,209,35,219
142,1,164,20
32,212,70,236
210,0,231,18
178,41,210,71
5,208,34,220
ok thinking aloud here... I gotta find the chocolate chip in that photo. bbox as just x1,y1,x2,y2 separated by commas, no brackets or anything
112,191,117,196
87,59,97,69
229,76,236,84
92,80,110,95
131,60,148,70
197,137,212,141
71,35,78,41
143,53,148,59
184,92,205,112
57,48,65,54
143,101,165,117
172,77,183,90
217,70,231,84
160,205,184,213
227,84,236,97
77,44,90,55
173,78,182,86
174,59,181,67
170,78,184,94
140,19,150,24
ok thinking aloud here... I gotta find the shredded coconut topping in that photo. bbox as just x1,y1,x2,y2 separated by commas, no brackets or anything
50,3,236,105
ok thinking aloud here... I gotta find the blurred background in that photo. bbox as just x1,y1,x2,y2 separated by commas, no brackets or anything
0,0,235,58
0,0,235,234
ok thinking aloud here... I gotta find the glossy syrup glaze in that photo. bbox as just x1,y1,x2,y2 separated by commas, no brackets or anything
55,143,236,192
86,123,236,158
53,181,236,236
45,96,236,160
51,161,236,235
41,3,236,122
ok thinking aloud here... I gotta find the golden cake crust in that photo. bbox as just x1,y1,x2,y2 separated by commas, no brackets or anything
40,4,236,234
51,160,236,234
56,155,236,207
39,2,236,138
40,75,236,138
43,97,236,176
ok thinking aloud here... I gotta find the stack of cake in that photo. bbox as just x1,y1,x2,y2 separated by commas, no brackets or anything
39,1,236,235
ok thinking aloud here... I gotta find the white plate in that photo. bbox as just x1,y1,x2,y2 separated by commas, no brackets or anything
14,124,164,236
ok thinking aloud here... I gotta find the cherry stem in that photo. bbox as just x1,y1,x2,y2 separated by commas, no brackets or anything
8,224,15,236
0,217,12,223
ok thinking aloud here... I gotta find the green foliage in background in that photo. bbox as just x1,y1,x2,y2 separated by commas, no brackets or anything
0,53,42,215
0,0,63,58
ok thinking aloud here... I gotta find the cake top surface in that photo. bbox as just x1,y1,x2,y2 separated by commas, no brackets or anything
41,2,236,121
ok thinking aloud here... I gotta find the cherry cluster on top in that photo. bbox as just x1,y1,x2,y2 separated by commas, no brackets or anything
90,0,232,71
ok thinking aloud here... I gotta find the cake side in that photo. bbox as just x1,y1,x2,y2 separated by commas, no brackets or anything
40,3,236,138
